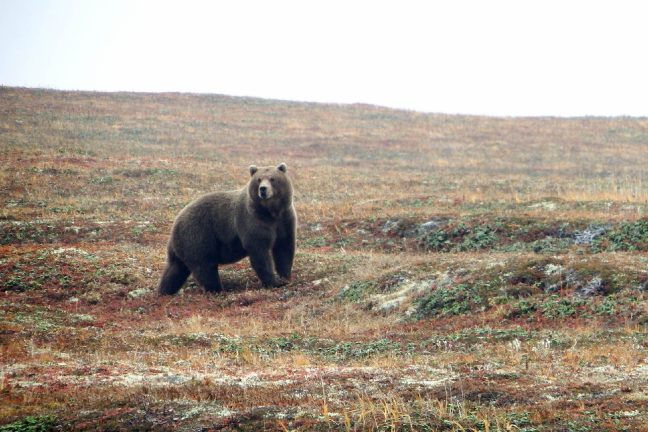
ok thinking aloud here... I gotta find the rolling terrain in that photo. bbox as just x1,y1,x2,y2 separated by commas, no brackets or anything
1,87,648,431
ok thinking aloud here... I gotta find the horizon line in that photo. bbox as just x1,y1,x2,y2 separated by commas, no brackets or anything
3,84,647,120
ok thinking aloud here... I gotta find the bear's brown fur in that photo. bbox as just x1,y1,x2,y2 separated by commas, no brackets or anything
158,163,296,295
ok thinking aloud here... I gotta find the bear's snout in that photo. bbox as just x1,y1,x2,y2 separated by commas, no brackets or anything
258,179,273,199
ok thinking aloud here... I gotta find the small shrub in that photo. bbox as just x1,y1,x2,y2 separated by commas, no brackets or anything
505,299,538,319
419,222,498,252
593,219,648,251
529,237,571,254
337,280,376,303
420,230,451,251
591,297,618,315
413,283,486,318
0,415,57,432
457,224,498,251
541,295,585,319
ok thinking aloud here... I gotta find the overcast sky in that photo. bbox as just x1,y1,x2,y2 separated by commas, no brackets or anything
1,0,647,116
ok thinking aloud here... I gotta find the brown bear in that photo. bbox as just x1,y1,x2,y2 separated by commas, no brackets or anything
158,163,296,295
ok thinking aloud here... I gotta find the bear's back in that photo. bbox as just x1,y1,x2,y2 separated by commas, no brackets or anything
170,189,245,259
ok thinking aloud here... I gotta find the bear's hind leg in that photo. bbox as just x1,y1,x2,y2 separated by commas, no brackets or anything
159,253,190,295
191,264,223,293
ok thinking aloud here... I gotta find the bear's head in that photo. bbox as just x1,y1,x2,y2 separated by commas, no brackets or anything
248,163,293,210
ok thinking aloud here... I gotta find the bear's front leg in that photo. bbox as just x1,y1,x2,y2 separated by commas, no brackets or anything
248,249,286,287
273,234,295,280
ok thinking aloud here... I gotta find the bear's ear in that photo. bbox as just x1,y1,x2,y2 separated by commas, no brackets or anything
249,165,258,176
277,163,287,173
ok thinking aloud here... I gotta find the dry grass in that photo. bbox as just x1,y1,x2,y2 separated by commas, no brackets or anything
1,87,647,430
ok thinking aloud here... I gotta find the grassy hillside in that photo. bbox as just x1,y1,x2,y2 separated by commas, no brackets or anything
1,86,647,431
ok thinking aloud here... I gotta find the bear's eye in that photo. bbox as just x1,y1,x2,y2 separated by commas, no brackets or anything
270,178,275,183
257,178,262,183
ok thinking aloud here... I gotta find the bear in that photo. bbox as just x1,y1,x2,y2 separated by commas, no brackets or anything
158,163,296,295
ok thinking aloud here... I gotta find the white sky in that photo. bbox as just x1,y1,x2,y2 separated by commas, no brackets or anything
1,0,647,116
